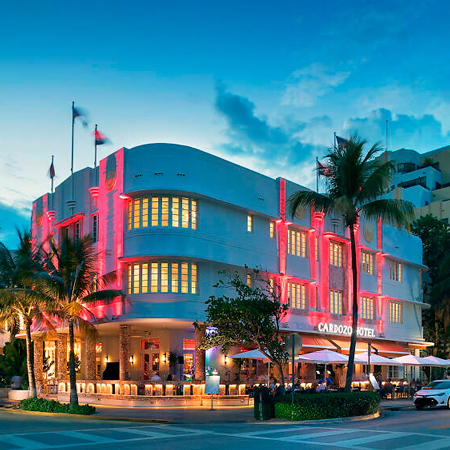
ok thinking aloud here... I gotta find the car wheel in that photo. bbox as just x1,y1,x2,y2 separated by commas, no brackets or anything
447,397,450,409
416,404,424,410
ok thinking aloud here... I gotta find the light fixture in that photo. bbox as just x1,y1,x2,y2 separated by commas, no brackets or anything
104,355,109,364
129,354,135,364
162,352,167,364
224,355,228,364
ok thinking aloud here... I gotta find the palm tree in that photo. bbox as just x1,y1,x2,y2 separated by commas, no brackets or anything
289,135,414,392
39,235,123,408
0,229,55,398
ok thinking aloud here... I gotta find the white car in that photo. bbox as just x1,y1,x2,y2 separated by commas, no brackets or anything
414,380,450,410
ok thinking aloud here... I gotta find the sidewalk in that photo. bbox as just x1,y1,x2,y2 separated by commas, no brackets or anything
379,398,414,411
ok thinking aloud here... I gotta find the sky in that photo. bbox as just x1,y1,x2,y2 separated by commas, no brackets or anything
1,0,450,247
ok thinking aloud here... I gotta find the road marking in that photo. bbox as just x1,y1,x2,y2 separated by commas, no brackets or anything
0,434,49,449
235,426,314,437
398,439,450,450
329,431,408,447
59,431,114,444
281,429,359,442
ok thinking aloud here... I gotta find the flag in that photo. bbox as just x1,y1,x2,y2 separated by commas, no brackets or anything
49,160,55,179
72,105,88,127
94,128,109,146
317,160,330,176
336,135,348,147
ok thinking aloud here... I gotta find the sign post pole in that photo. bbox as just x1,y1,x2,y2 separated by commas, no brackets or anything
291,337,295,405
286,333,303,405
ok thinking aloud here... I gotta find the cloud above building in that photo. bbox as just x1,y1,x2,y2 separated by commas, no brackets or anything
0,201,30,249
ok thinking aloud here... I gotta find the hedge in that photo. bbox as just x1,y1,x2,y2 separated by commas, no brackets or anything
19,397,96,415
274,391,380,421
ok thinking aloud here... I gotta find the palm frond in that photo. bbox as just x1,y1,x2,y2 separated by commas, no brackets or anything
82,289,124,304
356,160,395,204
359,199,415,230
288,190,333,218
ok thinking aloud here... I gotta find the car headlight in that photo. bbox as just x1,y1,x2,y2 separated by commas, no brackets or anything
435,392,446,397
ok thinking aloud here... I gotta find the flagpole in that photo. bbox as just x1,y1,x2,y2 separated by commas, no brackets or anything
71,101,75,203
51,155,54,194
94,124,98,169
316,157,319,193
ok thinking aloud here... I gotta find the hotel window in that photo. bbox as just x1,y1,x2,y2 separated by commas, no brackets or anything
390,301,402,323
329,289,343,315
247,215,253,233
92,214,98,243
269,278,274,293
287,229,307,257
288,282,306,310
361,251,374,275
360,296,374,320
75,221,81,241
127,265,132,295
128,195,198,229
152,197,159,226
161,196,169,227
127,201,132,230
329,241,343,267
142,197,149,227
128,261,197,294
389,260,402,282
269,222,275,238
134,198,141,229
246,274,252,287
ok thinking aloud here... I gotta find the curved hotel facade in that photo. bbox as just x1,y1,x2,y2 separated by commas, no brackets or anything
31,143,429,387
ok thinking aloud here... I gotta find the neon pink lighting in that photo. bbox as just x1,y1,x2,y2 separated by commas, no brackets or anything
119,193,131,200
54,212,85,229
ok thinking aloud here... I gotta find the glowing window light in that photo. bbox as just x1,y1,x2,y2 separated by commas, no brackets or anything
181,262,189,293
191,199,197,230
133,198,140,229
133,264,140,294
171,262,179,293
127,265,132,295
127,201,132,230
161,262,169,292
142,197,149,227
151,197,159,226
172,197,179,227
329,289,343,315
182,197,189,228
141,263,148,293
247,214,253,233
191,263,197,294
161,197,169,226
151,262,158,293
270,222,274,238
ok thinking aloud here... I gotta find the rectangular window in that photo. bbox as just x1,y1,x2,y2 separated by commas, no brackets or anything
360,296,374,320
133,198,141,229
182,197,189,228
152,197,159,226
133,264,140,294
151,262,158,293
288,229,307,257
288,282,306,310
191,263,197,294
315,236,319,261
127,201,132,230
181,262,189,293
172,197,179,227
362,251,374,275
329,289,343,315
127,265,132,295
75,221,81,241
191,199,197,230
171,263,179,293
270,222,275,238
142,197,149,227
329,241,343,267
247,214,253,232
269,278,274,293
92,215,98,243
389,260,402,282
160,262,168,292
246,274,252,287
141,263,148,293
161,196,169,227
390,301,402,323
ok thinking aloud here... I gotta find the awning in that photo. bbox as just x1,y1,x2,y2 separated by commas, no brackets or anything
326,338,409,357
327,338,371,354
300,335,336,352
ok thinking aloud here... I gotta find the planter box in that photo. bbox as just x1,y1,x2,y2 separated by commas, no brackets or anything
8,390,30,401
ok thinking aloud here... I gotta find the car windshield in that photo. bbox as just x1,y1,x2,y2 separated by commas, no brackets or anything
424,381,450,390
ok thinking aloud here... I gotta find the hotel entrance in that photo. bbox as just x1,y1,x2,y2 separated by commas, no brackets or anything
142,338,161,380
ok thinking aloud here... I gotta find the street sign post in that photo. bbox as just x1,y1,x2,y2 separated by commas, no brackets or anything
286,333,302,404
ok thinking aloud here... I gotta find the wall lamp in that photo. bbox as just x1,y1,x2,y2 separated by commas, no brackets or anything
104,355,109,364
129,354,135,364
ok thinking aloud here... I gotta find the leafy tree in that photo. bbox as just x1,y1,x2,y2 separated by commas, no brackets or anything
0,339,27,387
411,214,450,356
39,235,123,409
195,269,289,386
289,135,414,392
0,229,55,397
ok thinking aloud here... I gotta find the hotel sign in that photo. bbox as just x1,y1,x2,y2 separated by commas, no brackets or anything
318,322,377,338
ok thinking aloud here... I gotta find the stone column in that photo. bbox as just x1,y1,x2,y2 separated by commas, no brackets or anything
119,325,131,381
56,334,68,380
85,336,96,380
33,337,44,385
194,326,206,381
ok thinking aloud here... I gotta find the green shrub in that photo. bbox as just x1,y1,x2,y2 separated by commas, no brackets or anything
274,391,380,421
19,397,95,415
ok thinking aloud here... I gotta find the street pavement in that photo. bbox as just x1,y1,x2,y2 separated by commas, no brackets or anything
1,405,450,449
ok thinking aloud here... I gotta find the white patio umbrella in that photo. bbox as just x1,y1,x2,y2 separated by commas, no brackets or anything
422,356,450,366
354,352,402,366
298,350,348,382
393,354,441,391
230,349,271,384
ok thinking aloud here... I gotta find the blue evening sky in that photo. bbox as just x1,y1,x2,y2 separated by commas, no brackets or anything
1,0,450,246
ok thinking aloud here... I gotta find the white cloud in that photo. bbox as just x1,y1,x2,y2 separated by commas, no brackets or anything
282,63,351,107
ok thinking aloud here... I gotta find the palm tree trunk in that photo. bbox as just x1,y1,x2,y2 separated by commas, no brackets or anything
68,319,79,408
25,325,37,398
345,222,359,392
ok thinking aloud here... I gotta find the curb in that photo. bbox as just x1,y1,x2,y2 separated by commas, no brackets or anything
255,411,380,425
0,408,171,423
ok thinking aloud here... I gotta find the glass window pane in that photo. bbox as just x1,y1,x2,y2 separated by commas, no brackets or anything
171,263,179,293
151,263,158,293
161,263,168,292
161,197,169,226
141,263,148,293
152,197,159,226
191,199,197,230
182,198,189,228
133,264,140,294
191,263,197,294
172,197,179,228
181,262,189,293
142,197,149,227
134,198,140,229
